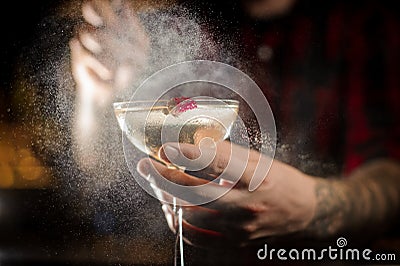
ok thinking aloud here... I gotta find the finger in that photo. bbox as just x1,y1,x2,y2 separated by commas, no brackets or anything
160,141,250,184
161,199,225,244
159,142,216,177
138,158,254,216
138,158,210,186
181,205,224,233
82,1,104,27
153,187,254,240
159,141,234,174
137,158,238,205
91,0,149,50
80,33,102,54
181,219,250,249
84,0,118,27
159,142,201,165
77,25,102,54
76,22,148,83
161,141,273,189
76,26,132,78
69,38,113,81
167,201,283,244
163,199,254,246
182,220,224,248
160,203,229,248
69,38,114,103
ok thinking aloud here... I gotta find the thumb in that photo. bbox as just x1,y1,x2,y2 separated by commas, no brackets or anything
160,141,251,185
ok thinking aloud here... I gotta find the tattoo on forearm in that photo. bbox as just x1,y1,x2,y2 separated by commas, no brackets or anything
307,159,400,240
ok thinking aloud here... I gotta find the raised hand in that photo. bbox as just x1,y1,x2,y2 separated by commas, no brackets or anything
70,0,149,106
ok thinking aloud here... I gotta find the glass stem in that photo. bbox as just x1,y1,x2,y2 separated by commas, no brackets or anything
174,198,184,266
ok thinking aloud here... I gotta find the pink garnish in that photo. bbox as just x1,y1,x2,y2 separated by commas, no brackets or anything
168,97,197,115
172,97,190,105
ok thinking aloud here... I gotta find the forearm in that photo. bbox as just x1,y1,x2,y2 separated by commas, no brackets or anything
307,159,400,240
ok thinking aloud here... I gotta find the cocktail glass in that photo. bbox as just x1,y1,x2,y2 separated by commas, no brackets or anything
113,97,239,265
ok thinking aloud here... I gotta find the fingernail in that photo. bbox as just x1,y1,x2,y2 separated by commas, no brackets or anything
163,145,180,161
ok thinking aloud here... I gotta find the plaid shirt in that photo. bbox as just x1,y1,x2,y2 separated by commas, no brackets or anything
237,0,400,177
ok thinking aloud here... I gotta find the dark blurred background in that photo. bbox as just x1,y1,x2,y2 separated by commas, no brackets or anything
0,1,58,120
1,1,400,266
0,1,174,265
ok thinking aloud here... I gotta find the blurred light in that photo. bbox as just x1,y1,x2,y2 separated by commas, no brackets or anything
17,166,43,181
0,143,17,164
0,124,54,188
0,164,14,188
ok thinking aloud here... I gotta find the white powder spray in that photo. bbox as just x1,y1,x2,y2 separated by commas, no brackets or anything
13,1,248,257
10,2,347,264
